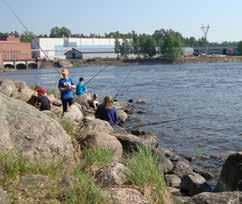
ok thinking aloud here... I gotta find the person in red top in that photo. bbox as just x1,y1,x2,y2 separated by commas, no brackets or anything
35,87,51,111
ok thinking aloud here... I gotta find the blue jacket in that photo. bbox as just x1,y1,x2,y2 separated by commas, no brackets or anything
76,82,87,96
58,77,75,100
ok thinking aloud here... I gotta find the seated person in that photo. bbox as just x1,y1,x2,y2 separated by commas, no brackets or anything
89,94,99,110
35,86,51,111
76,77,87,96
95,96,119,126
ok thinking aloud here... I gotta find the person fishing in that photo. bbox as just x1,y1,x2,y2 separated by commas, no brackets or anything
95,96,119,126
76,77,87,96
58,68,76,113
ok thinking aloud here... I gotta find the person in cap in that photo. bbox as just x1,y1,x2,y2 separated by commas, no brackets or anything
35,86,51,111
95,96,119,126
58,68,76,113
76,77,87,96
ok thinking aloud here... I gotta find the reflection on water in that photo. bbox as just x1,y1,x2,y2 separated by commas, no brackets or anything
1,63,242,173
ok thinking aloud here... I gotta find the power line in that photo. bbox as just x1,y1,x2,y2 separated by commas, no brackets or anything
201,24,210,55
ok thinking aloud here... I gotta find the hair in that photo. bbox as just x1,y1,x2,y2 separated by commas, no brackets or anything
79,77,84,82
93,94,98,99
103,96,113,109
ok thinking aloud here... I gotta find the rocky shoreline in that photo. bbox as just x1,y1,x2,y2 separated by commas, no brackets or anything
0,79,241,203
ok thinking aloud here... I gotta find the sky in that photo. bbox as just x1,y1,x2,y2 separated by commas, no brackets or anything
0,0,241,42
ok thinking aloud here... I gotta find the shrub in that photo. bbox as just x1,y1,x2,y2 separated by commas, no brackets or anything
126,146,170,204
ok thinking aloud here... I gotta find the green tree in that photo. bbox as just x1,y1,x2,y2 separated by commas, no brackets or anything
161,33,184,61
237,41,242,55
50,26,71,38
120,39,131,60
20,32,36,42
139,35,157,58
114,38,121,59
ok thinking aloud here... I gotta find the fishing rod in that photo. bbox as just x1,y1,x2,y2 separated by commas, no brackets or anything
1,0,60,74
85,66,107,85
113,68,133,100
127,116,201,130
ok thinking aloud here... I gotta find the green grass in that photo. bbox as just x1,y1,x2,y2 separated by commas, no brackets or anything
65,168,107,204
60,119,76,138
82,148,113,168
126,146,170,204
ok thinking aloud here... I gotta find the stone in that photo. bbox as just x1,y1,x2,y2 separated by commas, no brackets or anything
168,187,182,196
173,196,191,204
165,174,181,188
84,132,123,160
77,118,113,142
61,176,76,191
95,162,129,187
103,188,148,204
112,133,158,153
193,165,214,180
215,152,242,192
12,80,34,102
117,109,128,123
62,104,83,122
190,192,242,204
172,160,194,178
181,173,211,196
0,93,75,165
0,187,8,204
159,155,174,174
0,79,16,96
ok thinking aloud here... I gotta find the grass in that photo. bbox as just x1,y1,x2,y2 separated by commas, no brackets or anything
60,119,76,138
126,146,171,204
65,168,106,204
82,148,113,169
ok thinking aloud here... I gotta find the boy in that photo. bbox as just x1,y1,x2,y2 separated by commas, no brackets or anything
36,86,51,111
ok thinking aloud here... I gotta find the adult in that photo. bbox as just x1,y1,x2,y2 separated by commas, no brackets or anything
95,96,119,126
58,68,76,113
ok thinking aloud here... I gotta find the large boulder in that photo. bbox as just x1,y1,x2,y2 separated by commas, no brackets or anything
112,133,158,153
181,173,211,196
0,79,16,96
78,119,113,141
117,109,128,123
189,192,242,204
215,152,242,192
103,188,148,204
84,132,123,160
62,104,83,122
0,93,75,165
172,160,194,178
95,162,129,187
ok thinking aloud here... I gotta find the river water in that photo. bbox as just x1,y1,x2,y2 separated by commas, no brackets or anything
1,63,242,174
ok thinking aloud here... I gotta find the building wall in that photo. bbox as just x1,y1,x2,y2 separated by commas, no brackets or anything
32,38,120,59
0,36,32,61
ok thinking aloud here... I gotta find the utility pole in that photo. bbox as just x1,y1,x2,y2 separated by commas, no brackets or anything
201,25,210,55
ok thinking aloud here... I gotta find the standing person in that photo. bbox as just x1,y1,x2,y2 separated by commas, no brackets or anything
35,86,51,111
95,96,119,126
58,68,76,113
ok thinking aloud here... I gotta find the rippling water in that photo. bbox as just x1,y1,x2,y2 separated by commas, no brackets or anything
1,63,242,173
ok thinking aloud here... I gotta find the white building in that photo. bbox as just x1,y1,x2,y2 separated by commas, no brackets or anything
32,37,119,60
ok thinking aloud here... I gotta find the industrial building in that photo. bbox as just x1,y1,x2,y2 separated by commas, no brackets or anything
32,37,119,60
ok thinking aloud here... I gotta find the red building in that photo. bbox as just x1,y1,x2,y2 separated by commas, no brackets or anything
0,35,32,64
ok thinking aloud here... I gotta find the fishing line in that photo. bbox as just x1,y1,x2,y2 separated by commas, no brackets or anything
85,66,107,85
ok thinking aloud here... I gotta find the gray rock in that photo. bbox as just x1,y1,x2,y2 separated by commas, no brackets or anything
159,156,174,174
117,109,128,123
172,160,194,178
0,93,75,166
193,165,214,180
62,104,83,122
85,131,123,161
173,196,191,204
95,162,129,187
215,152,242,192
0,187,8,204
168,187,182,196
112,133,158,153
61,175,76,191
181,173,211,196
165,174,181,188
103,187,148,204
190,192,242,204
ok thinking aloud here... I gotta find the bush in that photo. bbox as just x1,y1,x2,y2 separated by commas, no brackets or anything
126,146,170,204
65,168,106,204
82,148,113,168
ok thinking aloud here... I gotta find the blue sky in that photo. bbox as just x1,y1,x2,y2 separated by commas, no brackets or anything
0,0,241,42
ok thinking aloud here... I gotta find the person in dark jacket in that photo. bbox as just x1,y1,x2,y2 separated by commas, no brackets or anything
36,86,51,111
95,96,119,126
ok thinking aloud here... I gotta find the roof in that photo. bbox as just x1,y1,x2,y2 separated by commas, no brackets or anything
64,48,82,55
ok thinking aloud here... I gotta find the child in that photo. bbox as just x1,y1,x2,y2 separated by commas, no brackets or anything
91,94,99,110
36,86,51,111
76,77,87,96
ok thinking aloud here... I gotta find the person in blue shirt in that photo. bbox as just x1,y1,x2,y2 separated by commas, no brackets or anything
76,77,87,96
95,96,119,126
58,68,76,113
